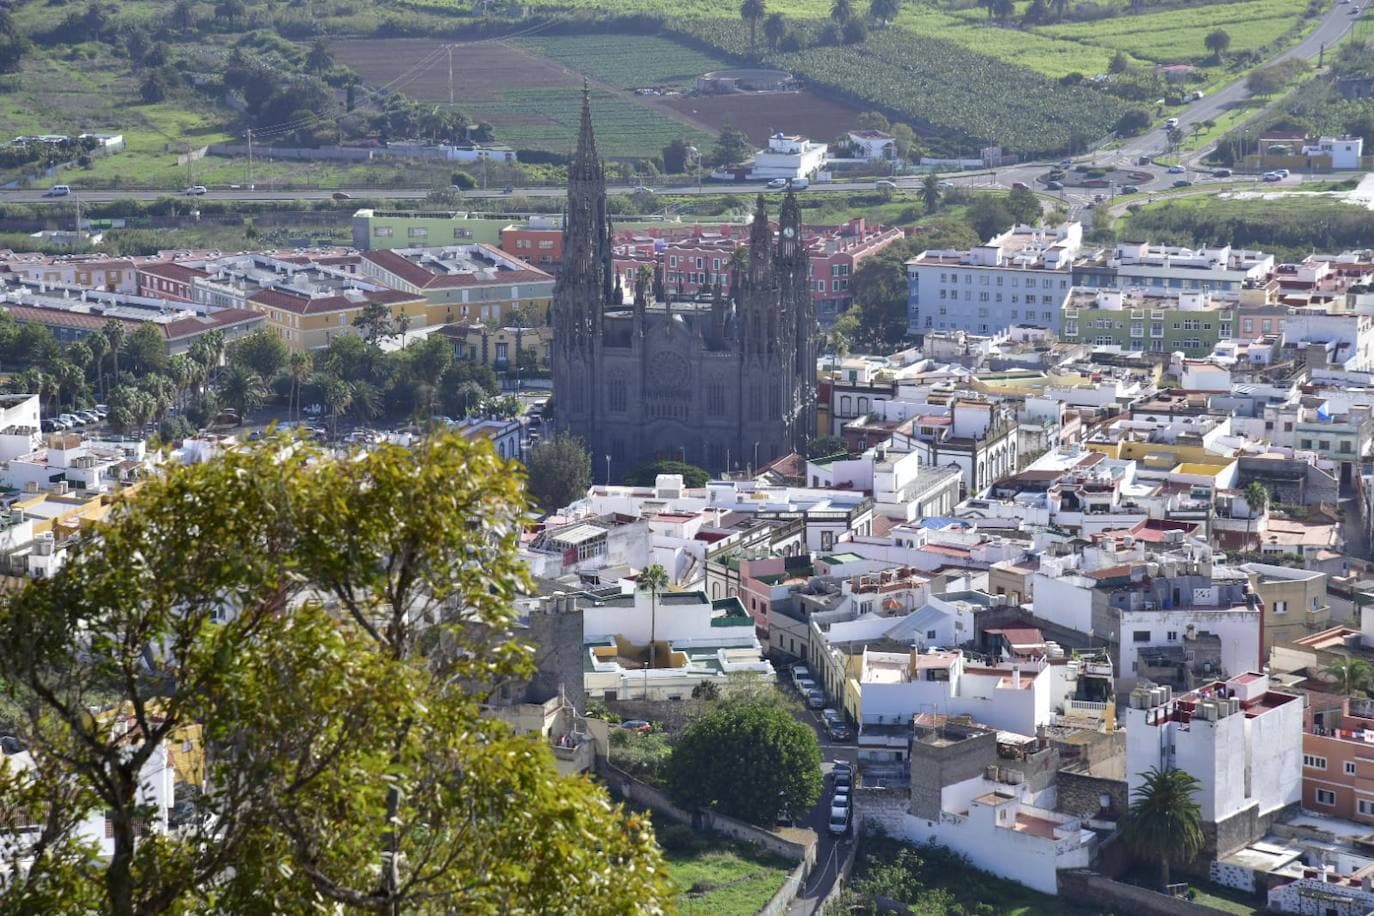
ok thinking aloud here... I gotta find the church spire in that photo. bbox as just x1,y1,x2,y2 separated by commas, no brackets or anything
569,83,603,184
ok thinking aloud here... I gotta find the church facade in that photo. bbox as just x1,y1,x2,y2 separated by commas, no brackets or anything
551,93,817,479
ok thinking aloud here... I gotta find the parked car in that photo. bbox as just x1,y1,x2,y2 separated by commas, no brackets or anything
184,185,207,196
59,413,82,426
619,720,652,733
827,721,853,741
875,179,897,190
806,689,826,709
77,410,99,423
795,678,816,695
1191,90,1205,100
45,185,70,197
1212,168,1233,178
1276,168,1291,178
1164,117,1180,129
1121,185,1140,194
828,805,849,835
832,768,852,791
1167,164,1186,174
1046,180,1064,190
40,419,58,433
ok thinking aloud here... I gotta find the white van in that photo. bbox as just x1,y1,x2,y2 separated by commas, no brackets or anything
45,184,70,197
1164,117,1180,129
788,177,809,190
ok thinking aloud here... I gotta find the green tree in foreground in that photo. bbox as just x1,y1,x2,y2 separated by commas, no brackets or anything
526,431,593,510
0,432,671,914
667,697,822,825
1123,766,1204,890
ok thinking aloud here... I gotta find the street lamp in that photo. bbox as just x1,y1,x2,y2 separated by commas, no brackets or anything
605,454,611,487
753,440,759,475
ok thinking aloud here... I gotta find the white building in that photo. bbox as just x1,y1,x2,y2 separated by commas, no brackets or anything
748,133,828,181
906,223,1083,335
856,648,1053,740
577,588,774,700
1301,136,1363,170
1125,673,1303,853
846,130,896,161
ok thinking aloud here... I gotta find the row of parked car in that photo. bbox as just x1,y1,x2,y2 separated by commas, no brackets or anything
828,760,853,835
41,405,106,433
790,665,853,741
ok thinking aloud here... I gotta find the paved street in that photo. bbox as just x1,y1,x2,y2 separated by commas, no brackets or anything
779,671,860,914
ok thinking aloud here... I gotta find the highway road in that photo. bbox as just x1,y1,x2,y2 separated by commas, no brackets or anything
1116,1,1364,162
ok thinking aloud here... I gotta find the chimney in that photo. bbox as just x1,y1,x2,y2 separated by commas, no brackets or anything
1012,665,1022,689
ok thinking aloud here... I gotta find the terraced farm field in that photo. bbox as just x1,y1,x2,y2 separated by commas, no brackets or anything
518,34,732,88
662,91,863,146
330,38,715,156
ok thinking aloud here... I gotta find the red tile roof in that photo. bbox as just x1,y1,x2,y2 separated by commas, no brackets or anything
361,249,551,290
137,262,207,284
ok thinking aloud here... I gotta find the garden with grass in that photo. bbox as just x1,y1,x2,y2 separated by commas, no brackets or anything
655,822,795,916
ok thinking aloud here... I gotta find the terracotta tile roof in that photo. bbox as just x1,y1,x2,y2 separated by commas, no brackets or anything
162,309,262,340
5,304,139,333
361,249,551,290
248,287,419,316
138,262,207,283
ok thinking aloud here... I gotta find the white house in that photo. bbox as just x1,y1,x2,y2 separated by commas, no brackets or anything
748,133,828,181
856,648,1053,740
1301,136,1363,170
1125,673,1303,853
846,130,896,161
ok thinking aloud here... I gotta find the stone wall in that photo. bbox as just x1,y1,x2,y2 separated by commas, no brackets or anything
1237,456,1339,507
1057,769,1127,821
1209,859,1257,893
1208,801,1297,858
908,730,996,820
597,759,817,866
1058,871,1227,916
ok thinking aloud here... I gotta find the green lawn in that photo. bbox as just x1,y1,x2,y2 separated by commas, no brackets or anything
656,823,794,916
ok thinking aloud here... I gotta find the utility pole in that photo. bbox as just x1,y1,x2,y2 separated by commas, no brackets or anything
247,128,254,190
448,46,454,106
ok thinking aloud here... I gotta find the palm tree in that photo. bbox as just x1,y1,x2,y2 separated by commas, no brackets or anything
323,377,353,440
922,172,941,213
218,364,267,419
763,12,787,49
1123,766,1204,890
870,0,900,25
1243,480,1269,550
103,320,125,389
84,332,107,400
740,0,767,56
1326,658,1374,696
637,563,670,698
831,0,853,25
288,351,313,422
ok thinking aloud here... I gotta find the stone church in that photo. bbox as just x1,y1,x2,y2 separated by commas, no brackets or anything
551,93,817,479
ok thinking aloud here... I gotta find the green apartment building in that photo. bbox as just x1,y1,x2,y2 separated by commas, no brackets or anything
351,209,512,250
1061,289,1234,357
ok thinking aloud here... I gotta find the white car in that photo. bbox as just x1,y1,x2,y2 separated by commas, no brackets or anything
1263,171,1282,182
184,185,207,196
766,178,789,189
1167,164,1186,174
45,184,70,197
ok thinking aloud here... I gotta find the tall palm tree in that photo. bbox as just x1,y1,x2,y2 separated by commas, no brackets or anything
740,0,767,55
323,377,353,440
103,320,125,390
763,12,787,49
218,364,266,419
1326,658,1374,696
1123,766,1204,890
288,351,313,422
1243,480,1269,550
637,564,671,699
84,332,107,400
831,0,853,24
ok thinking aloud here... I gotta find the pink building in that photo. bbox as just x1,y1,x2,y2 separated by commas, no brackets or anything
614,217,904,325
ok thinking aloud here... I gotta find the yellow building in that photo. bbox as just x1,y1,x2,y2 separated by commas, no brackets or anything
438,323,552,373
248,287,430,352
359,246,554,328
